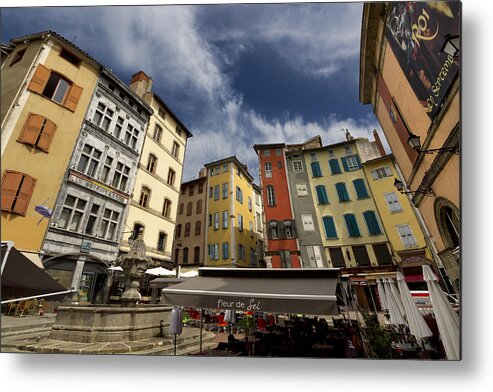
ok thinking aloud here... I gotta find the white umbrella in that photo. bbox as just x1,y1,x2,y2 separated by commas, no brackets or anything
423,265,460,360
376,278,388,311
180,270,198,278
108,265,123,271
396,271,432,340
169,306,183,355
224,309,236,334
384,278,406,326
145,266,175,276
388,277,405,316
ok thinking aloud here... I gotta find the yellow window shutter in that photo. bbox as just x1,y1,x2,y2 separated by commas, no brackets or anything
27,64,51,94
37,119,57,152
12,174,37,216
1,171,23,212
64,84,83,112
17,113,44,145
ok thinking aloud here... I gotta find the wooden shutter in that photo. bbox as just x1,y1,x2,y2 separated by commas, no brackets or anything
364,211,381,235
36,118,57,152
64,84,83,112
323,216,337,239
17,113,43,145
1,171,23,212
354,179,369,199
329,159,341,174
354,154,362,168
12,174,37,215
341,157,349,172
27,64,50,94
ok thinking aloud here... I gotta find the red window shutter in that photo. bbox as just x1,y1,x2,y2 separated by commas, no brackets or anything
36,118,57,152
1,171,23,212
12,174,37,216
27,64,51,94
17,113,44,145
64,84,83,112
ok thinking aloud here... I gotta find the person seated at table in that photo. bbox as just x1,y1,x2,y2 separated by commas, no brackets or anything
228,333,237,342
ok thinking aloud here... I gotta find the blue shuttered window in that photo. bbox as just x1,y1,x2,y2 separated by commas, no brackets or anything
316,185,329,204
222,242,229,259
322,216,337,239
335,182,350,202
344,214,361,237
363,211,382,235
311,161,322,177
353,178,369,199
329,159,342,174
341,157,349,172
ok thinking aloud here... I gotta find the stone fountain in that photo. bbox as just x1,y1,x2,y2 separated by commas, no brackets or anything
47,229,172,344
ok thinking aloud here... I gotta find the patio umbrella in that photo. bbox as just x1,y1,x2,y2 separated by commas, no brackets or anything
376,278,388,311
384,278,406,326
145,266,175,276
388,277,405,317
180,270,198,278
169,306,183,355
396,271,432,340
423,265,460,360
108,265,123,271
224,309,236,333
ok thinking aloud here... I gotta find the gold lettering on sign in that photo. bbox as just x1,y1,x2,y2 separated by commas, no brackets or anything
426,55,456,111
412,9,439,47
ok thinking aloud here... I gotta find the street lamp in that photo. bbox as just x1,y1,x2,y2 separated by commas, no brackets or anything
440,34,460,58
407,132,459,155
394,178,434,196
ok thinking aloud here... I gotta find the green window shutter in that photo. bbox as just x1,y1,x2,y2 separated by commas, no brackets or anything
344,214,360,237
222,242,229,259
341,157,349,172
311,161,322,177
355,154,361,168
336,183,350,202
322,216,337,239
353,179,369,199
329,159,341,174
316,185,329,204
364,211,381,235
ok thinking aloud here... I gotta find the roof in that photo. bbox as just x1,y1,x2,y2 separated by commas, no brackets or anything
362,153,394,164
204,156,254,182
153,93,193,138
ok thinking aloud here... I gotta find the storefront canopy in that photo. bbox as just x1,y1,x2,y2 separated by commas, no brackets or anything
1,244,67,301
162,268,341,315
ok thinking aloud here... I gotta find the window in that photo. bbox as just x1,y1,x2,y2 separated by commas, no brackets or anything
248,196,252,211
60,48,81,67
183,247,189,264
189,185,194,196
210,168,214,177
284,220,294,238
194,246,200,263
186,202,193,216
353,179,369,199
293,160,303,173
236,186,243,203
301,214,315,231
329,247,345,268
373,244,393,266
114,116,124,139
250,248,257,266
238,213,243,231
329,158,342,174
238,245,245,261
198,183,204,194
162,198,172,218
384,192,403,213
10,48,26,66
269,221,279,239
266,185,275,206
263,150,271,157
307,246,324,268
93,102,114,131
371,166,393,180
175,126,182,136
58,195,86,231
249,221,254,237
213,166,219,176
256,212,262,231
209,186,213,198
101,156,113,183
139,186,151,207
255,192,260,205
182,186,187,195
77,144,102,178
124,124,139,150
214,212,220,230
208,214,212,227
152,124,163,143
275,148,282,156
146,154,157,173
397,224,418,248
222,182,228,199
214,185,220,200
341,155,361,171
311,161,322,177
111,162,130,191
167,168,176,186
84,203,100,235
296,183,308,197
353,245,371,266
195,221,201,236
209,243,219,260
280,250,291,268
157,232,167,252
265,162,272,178
277,161,282,169
345,145,352,155
328,149,335,158
196,200,202,214
184,222,191,237
322,216,337,239
27,65,82,111
363,211,382,235
315,185,329,204
310,153,317,161
17,113,57,152
175,224,182,238
222,210,229,229
98,208,119,241
222,243,229,260
158,107,166,120
178,203,184,215
172,142,180,158
344,214,361,237
335,182,350,202
223,164,229,173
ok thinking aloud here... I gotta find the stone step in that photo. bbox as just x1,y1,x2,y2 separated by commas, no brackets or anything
1,326,53,338
123,331,216,355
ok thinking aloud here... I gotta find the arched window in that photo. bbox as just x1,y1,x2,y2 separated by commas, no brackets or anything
183,247,189,264
184,222,191,237
196,199,202,214
157,232,167,252
435,198,460,249
162,198,171,218
266,185,276,206
139,186,151,207
146,154,157,173
187,201,193,216
175,224,182,238
195,221,201,236
194,246,200,263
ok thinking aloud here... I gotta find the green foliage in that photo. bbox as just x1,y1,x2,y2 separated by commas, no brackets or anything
361,309,396,359
237,315,254,333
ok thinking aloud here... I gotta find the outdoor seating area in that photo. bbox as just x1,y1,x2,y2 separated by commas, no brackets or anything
4,299,44,317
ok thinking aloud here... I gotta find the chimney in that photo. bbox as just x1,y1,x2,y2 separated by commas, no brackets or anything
199,168,207,178
373,129,386,157
129,71,153,98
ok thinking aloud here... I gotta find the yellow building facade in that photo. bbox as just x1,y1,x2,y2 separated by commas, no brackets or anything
1,31,100,262
205,157,259,267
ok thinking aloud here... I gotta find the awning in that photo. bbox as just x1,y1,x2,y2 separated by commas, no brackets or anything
1,245,68,301
162,268,341,315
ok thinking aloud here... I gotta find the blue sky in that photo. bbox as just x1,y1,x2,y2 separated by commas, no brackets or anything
1,2,386,183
